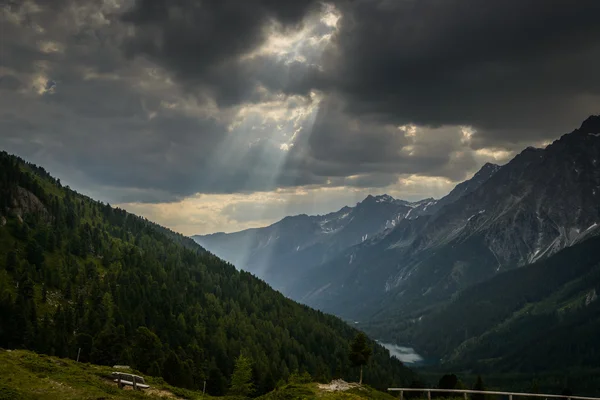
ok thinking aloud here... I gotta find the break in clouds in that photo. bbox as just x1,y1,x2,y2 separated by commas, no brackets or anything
1,0,600,233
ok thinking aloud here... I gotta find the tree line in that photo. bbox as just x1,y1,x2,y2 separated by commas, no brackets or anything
0,151,414,396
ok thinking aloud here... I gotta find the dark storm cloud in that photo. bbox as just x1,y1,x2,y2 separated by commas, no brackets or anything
121,0,323,106
119,0,600,182
120,0,469,188
0,75,22,91
281,95,482,184
316,0,600,146
2,0,600,207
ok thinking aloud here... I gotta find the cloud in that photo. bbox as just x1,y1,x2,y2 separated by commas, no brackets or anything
119,179,456,235
0,74,22,91
316,0,600,145
1,0,600,234
0,0,336,202
120,0,326,106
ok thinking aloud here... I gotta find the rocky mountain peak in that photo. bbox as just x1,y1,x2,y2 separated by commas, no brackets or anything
374,194,395,203
579,115,600,134
480,162,500,171
472,162,500,179
359,194,395,206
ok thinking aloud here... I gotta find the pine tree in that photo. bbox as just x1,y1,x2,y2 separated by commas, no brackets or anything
26,238,44,269
230,353,254,397
207,367,227,396
561,388,574,400
132,327,164,374
530,380,540,394
163,350,185,388
349,332,372,384
75,333,94,363
5,250,17,272
41,284,47,303
473,376,485,400
438,374,459,397
148,361,162,377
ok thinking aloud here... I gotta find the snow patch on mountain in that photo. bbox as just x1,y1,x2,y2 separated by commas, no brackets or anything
467,210,485,221
376,194,394,203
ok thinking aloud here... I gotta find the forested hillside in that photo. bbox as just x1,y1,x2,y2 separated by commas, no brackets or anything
364,233,600,373
0,151,414,396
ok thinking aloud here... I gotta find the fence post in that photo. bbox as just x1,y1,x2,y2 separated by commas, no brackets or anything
400,390,404,400
133,376,138,391
428,390,431,400
464,392,468,400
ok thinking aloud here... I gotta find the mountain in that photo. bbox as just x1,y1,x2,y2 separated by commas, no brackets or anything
194,160,503,318
370,232,600,374
424,162,500,215
194,159,501,315
289,116,600,322
193,194,439,293
191,116,600,379
0,151,414,395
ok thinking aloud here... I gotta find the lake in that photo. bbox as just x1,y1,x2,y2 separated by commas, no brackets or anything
377,341,425,365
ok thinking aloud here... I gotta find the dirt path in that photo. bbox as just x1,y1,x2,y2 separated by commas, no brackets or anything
317,379,361,392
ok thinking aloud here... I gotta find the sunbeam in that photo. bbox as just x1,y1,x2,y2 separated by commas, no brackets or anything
190,3,340,280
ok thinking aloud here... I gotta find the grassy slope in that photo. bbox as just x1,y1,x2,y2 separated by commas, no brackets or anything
0,349,207,400
0,349,398,400
257,383,396,400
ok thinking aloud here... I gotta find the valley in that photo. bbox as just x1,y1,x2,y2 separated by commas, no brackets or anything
195,116,600,384
3,1,600,398
1,117,600,397
0,152,414,396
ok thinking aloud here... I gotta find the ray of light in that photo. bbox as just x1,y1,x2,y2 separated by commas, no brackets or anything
193,3,340,282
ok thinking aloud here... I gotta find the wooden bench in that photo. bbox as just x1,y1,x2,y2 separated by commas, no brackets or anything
111,372,150,390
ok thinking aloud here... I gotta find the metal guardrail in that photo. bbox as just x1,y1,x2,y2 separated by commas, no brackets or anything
388,388,600,400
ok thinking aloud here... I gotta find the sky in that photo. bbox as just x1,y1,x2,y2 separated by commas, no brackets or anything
1,0,600,235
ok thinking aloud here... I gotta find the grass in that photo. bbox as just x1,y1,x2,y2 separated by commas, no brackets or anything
0,349,209,399
0,350,398,400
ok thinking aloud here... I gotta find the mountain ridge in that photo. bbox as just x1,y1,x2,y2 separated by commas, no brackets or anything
290,117,600,321
193,191,451,294
194,116,600,329
372,232,600,375
193,159,503,312
192,159,502,290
